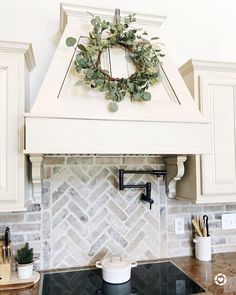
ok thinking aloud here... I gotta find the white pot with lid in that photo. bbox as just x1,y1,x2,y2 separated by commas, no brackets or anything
96,255,137,284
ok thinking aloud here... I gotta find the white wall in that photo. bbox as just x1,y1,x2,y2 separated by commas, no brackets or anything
1,0,236,106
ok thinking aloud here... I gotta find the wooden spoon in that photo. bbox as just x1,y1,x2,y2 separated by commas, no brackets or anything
192,219,203,237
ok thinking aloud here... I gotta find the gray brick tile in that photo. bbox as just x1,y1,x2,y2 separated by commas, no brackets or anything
4,155,236,270
108,227,128,248
108,200,128,221
44,157,65,165
95,157,121,165
67,157,94,165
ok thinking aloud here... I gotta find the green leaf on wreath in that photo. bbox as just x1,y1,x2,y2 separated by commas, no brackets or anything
132,92,143,101
77,44,87,52
143,91,151,101
108,102,118,112
66,37,77,47
76,58,88,69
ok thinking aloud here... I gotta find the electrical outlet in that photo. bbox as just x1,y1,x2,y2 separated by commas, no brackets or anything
222,213,236,229
175,218,185,234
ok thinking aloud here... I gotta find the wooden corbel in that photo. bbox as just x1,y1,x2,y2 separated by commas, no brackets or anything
29,155,43,204
165,156,187,199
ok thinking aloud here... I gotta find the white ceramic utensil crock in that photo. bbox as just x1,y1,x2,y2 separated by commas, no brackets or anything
96,255,137,284
193,236,211,261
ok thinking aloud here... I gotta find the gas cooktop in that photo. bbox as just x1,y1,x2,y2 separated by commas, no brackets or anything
40,261,206,295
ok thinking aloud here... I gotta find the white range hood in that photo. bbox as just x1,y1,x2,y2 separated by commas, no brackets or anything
24,4,211,203
25,3,210,156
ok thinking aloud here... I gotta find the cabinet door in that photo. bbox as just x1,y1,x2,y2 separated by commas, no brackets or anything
0,55,24,210
200,76,236,196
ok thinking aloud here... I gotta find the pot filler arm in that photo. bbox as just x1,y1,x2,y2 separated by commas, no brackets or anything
118,169,167,209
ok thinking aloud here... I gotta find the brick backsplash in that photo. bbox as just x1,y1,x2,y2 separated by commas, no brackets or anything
1,156,236,270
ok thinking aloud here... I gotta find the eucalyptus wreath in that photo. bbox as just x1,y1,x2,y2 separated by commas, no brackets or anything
66,13,164,112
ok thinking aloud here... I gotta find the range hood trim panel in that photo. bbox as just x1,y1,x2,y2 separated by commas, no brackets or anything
24,112,208,123
24,116,211,155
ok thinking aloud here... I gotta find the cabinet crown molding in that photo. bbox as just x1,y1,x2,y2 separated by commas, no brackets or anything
0,41,35,71
59,3,167,32
179,59,236,77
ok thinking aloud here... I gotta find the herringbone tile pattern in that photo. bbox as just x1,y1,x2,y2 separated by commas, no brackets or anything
4,156,232,270
48,163,162,268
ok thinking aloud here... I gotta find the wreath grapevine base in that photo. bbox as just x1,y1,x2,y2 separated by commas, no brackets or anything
66,12,164,112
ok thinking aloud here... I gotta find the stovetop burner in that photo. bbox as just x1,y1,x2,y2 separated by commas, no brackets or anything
41,261,206,295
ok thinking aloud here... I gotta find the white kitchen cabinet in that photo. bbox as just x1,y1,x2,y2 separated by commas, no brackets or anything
177,60,236,203
0,41,35,211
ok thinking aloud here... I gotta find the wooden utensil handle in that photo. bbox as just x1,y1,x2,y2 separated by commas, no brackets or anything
192,219,203,237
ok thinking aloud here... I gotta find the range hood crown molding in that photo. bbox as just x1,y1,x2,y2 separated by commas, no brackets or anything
59,3,167,32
